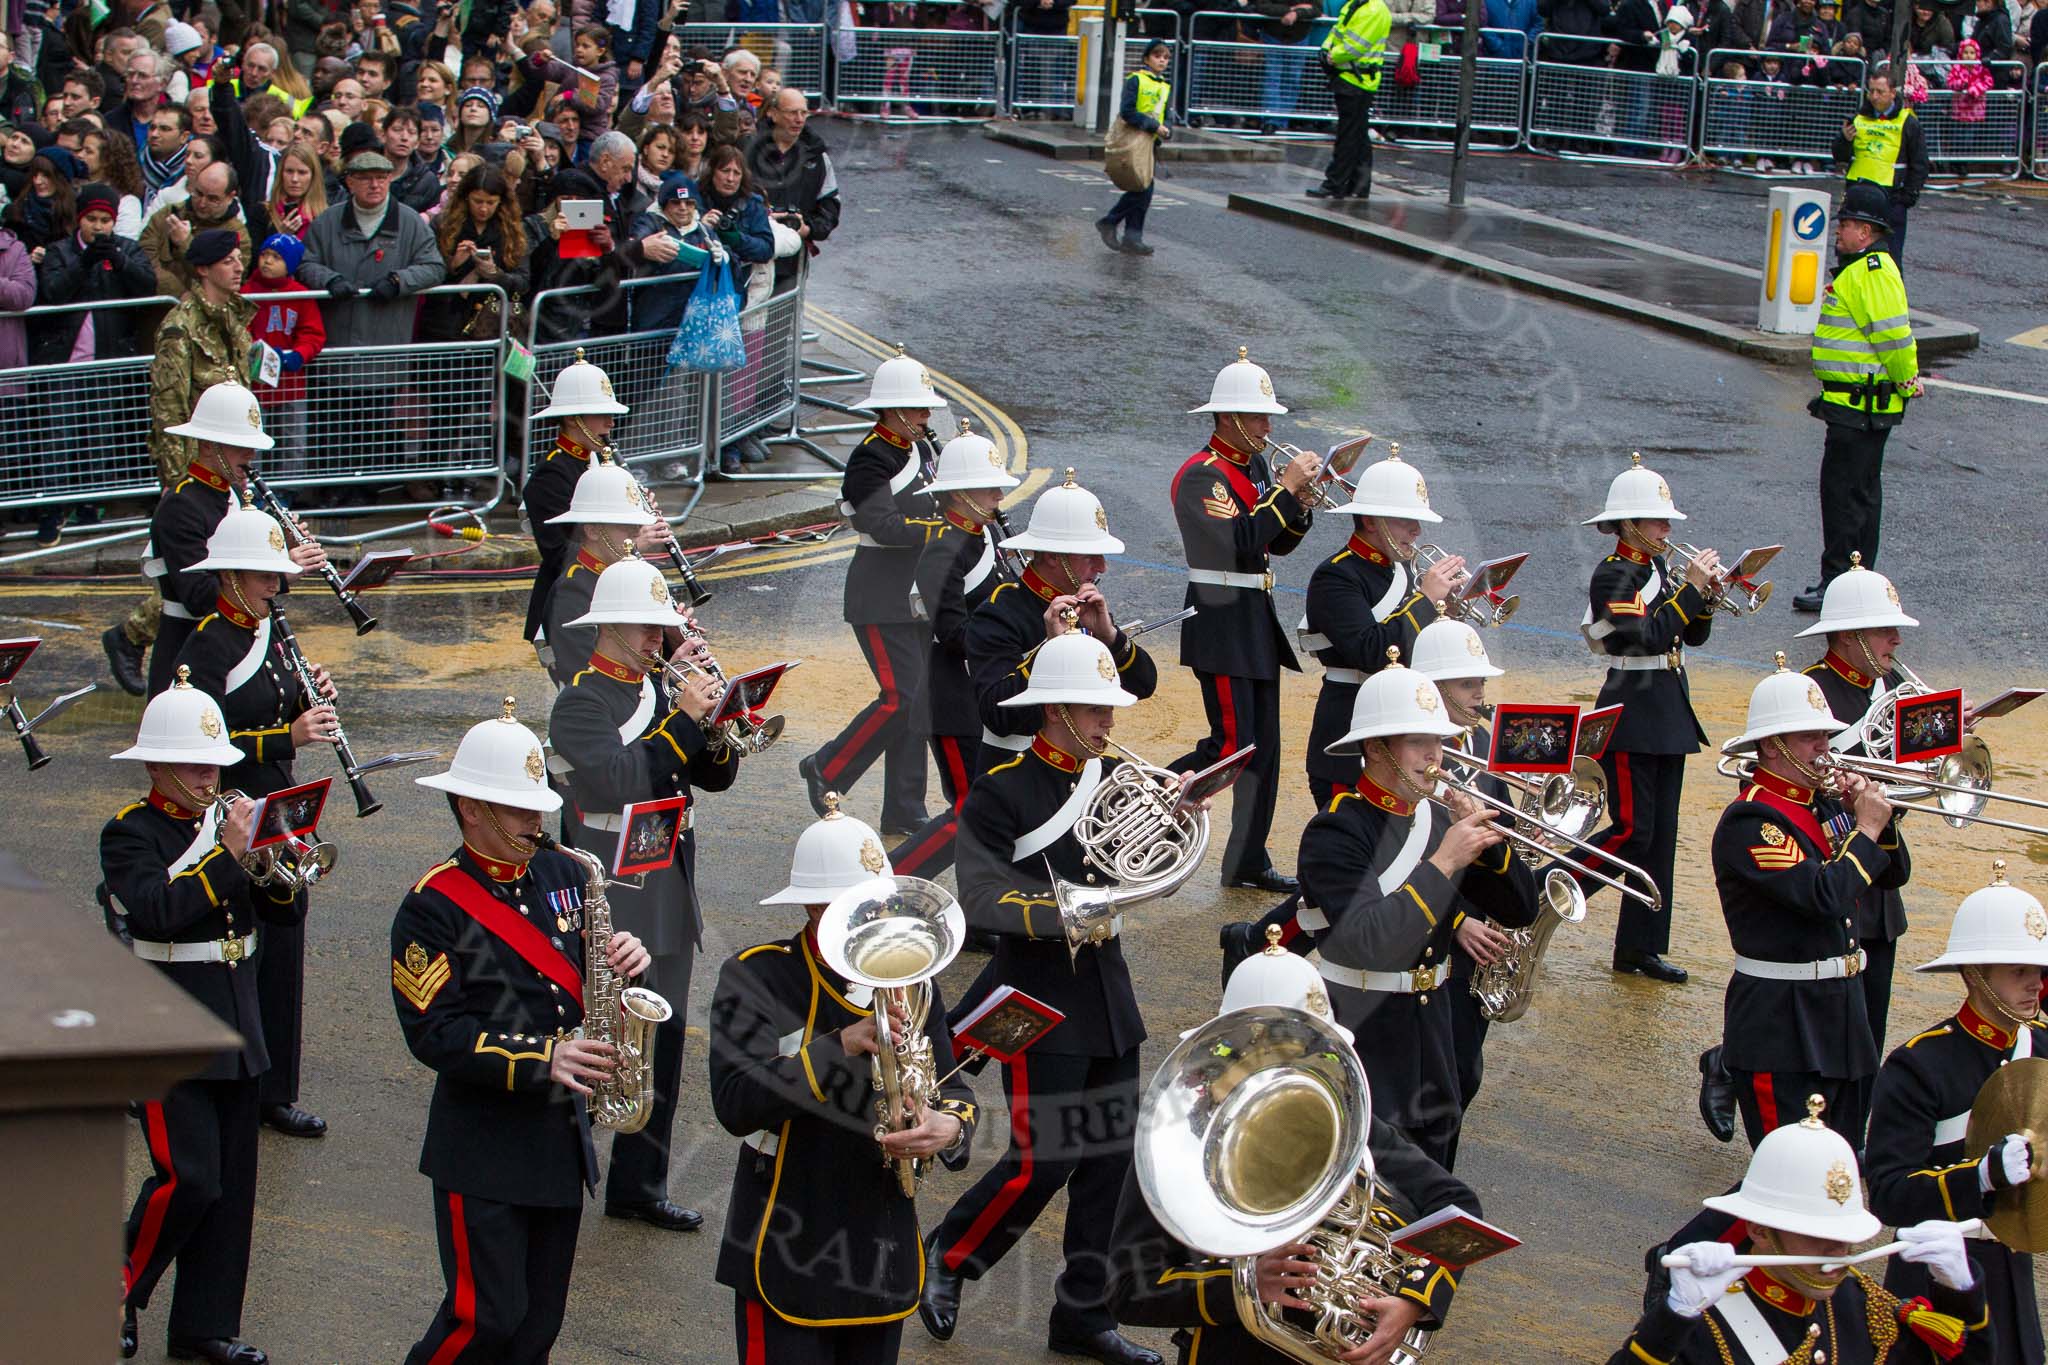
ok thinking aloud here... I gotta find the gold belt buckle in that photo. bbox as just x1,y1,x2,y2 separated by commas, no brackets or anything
1843,951,1862,978
1262,570,1274,592
1667,647,1683,670
221,934,247,966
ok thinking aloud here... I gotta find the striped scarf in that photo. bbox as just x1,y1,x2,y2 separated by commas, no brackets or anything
140,141,188,192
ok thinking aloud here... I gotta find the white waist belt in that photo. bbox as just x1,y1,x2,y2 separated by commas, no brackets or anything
1314,955,1448,994
856,533,885,549
745,1129,781,1156
1322,667,1366,686
161,602,197,621
582,807,693,835
1609,654,1680,672
981,727,1032,752
1732,949,1867,982
1299,630,1333,653
1188,568,1272,591
133,931,257,965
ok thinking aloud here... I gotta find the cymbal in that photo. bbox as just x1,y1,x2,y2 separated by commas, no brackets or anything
1967,1056,2048,1252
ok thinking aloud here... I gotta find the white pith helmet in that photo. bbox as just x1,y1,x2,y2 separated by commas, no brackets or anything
922,417,1018,494
1795,553,1918,637
1724,653,1846,755
416,695,563,812
1702,1094,1883,1243
164,381,277,450
189,507,303,575
1410,620,1503,682
564,556,692,628
1583,452,1685,525
1189,346,1287,416
860,345,946,412
1917,860,2048,972
112,665,246,764
1333,445,1442,523
535,347,629,418
1211,924,1354,1044
1003,629,1136,708
998,469,1125,555
760,794,896,906
546,450,657,527
1326,648,1464,755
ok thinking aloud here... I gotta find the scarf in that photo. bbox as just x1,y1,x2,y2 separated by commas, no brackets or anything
141,141,188,192
18,192,53,241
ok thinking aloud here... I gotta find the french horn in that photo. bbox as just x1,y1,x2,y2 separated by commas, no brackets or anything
1055,739,1209,963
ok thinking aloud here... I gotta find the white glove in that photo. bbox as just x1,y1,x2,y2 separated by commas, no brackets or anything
1978,1131,2033,1193
1665,1241,1744,1318
1895,1220,1975,1291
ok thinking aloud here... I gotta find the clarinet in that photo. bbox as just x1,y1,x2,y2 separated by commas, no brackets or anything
246,470,378,635
989,505,1027,584
269,603,382,818
611,450,713,607
4,694,49,769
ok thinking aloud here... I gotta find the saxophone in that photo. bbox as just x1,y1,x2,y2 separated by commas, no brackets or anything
1466,869,1588,1024
535,833,672,1133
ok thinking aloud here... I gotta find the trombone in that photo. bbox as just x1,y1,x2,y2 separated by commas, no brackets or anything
1426,764,1663,910
1664,542,1776,617
1444,746,1605,843
1716,741,2048,839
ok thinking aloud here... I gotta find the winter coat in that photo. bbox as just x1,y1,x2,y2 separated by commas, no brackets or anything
1609,0,1664,68
526,51,620,138
1012,0,1077,35
30,231,161,364
1481,0,1545,56
1540,0,1614,61
1945,53,1994,116
242,275,327,404
696,186,774,295
1966,5,2013,58
0,226,34,374
623,210,711,334
418,218,531,342
139,200,253,297
296,198,448,347
1908,10,1956,48
744,125,842,243
521,210,628,345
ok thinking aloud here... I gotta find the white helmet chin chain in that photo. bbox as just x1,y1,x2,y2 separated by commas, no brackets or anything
1053,703,1107,758
1962,963,2039,1031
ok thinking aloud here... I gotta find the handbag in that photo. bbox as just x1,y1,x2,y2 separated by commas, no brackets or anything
666,255,747,372
1103,115,1156,193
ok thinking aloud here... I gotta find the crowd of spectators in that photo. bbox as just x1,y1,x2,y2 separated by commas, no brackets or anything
0,0,847,541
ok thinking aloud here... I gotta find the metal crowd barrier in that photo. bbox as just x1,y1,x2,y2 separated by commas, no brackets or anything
835,2,1005,119
1377,25,1529,148
676,20,828,98
2036,63,2048,179
1006,11,1181,115
1527,33,1699,163
1698,50,1863,164
1183,11,1338,129
1907,58,2027,179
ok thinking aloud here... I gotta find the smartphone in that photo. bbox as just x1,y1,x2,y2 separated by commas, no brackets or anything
474,246,493,260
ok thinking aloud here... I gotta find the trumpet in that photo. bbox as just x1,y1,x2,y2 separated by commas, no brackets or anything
1425,764,1663,910
644,630,787,755
1264,434,1374,512
1414,545,1519,627
1664,542,1774,617
213,790,340,891
246,470,377,634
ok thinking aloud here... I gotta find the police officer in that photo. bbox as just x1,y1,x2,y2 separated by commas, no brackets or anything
1172,349,1320,893
1308,0,1391,200
107,671,300,1365
711,801,979,1364
799,349,943,835
1832,67,1928,263
394,700,652,1364
1867,863,2045,1365
1794,182,1920,612
523,350,631,642
176,505,339,1140
1579,453,1716,983
889,420,1019,878
1107,936,1476,1365
145,382,325,696
1297,653,1537,1169
550,554,737,1232
1615,1101,1992,1365
535,451,662,686
968,469,1156,777
921,630,1163,1365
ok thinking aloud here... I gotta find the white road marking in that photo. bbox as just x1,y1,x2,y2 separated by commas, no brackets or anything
1920,376,2048,406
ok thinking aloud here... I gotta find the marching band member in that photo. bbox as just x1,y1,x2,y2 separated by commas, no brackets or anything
523,350,631,643
175,505,338,1141
800,349,944,836
107,671,300,1365
710,799,978,1364
549,554,736,1232
889,420,1019,878
1108,931,1476,1365
535,452,662,687
967,468,1156,775
1300,448,1459,808
1615,1098,1992,1365
1297,652,1537,1169
1579,453,1716,985
146,381,324,696
1171,348,1321,894
1710,659,1906,1150
922,630,1162,1365
1867,863,2044,1365
392,700,651,1364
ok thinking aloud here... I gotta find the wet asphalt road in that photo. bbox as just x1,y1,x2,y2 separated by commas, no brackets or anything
10,120,2048,1363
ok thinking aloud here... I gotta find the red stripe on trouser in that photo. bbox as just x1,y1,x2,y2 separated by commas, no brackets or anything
1277,920,1302,946
1215,676,1240,756
893,817,956,874
743,1299,766,1365
123,1101,179,1297
1597,752,1636,853
426,1192,477,1365
820,625,902,781
939,737,970,809
944,1053,1033,1271
1754,1074,1779,1133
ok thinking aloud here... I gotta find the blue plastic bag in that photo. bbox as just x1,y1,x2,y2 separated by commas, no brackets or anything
666,258,746,373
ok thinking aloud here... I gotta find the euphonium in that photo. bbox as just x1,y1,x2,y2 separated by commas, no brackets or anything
534,833,671,1133
1136,1006,1433,1364
1467,868,1588,1024
1056,739,1209,962
818,876,965,1195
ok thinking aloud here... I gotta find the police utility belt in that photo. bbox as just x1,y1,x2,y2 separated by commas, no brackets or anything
1313,956,1450,994
132,931,258,965
1731,948,1868,982
1188,568,1274,592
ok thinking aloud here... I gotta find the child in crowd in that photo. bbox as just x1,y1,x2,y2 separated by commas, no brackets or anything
243,233,326,479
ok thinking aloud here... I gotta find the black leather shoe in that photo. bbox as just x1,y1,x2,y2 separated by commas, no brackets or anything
1226,868,1298,894
1048,1327,1164,1365
603,1198,703,1231
120,1305,138,1358
1697,1045,1737,1143
103,625,146,696
1613,950,1688,984
798,753,831,817
1642,1242,1673,1319
1305,185,1348,199
167,1339,268,1364
1218,921,1262,989
880,822,926,837
1792,585,1824,613
1094,217,1121,251
261,1104,326,1138
919,1240,962,1341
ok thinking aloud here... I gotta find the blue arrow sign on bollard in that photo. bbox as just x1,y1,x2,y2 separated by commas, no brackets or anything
1793,204,1826,240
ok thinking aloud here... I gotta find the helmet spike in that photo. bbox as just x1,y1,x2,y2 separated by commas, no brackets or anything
1237,345,1249,363
1062,467,1077,488
1773,651,1788,671
174,664,193,689
500,695,518,722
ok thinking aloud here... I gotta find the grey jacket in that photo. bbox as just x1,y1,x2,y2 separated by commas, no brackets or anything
297,197,447,348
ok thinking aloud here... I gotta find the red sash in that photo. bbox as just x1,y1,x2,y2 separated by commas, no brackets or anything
428,864,584,1000
1744,785,1830,853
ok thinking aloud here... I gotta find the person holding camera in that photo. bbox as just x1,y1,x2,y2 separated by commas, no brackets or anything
745,87,839,292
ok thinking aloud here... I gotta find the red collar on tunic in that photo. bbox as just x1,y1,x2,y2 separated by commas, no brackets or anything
1748,766,1817,807
944,509,985,535
1021,565,1063,604
1205,431,1256,467
587,652,643,684
147,789,204,821
1348,533,1392,567
1821,652,1875,690
1745,1270,1816,1317
1032,734,1084,773
462,842,530,883
554,432,593,462
870,423,913,450
1957,1002,2018,1050
214,595,260,630
185,460,236,494
1614,539,1652,566
1354,773,1416,817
